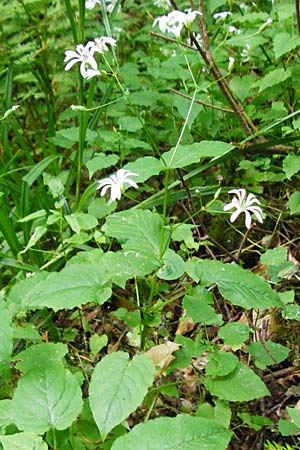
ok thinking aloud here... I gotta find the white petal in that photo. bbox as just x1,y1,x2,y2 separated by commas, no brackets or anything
230,209,242,223
244,211,252,229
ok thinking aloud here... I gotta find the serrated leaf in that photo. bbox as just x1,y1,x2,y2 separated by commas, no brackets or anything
205,361,270,401
186,259,283,310
124,156,164,183
289,191,300,215
7,272,49,316
89,351,155,439
86,153,119,179
111,415,232,450
274,32,300,59
104,209,170,259
161,141,234,169
11,363,83,434
218,322,251,347
206,351,238,377
15,342,68,373
253,68,291,93
183,291,223,326
0,432,48,450
9,264,112,312
283,153,300,179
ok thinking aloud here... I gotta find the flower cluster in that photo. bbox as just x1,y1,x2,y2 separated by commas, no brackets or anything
64,36,116,79
97,169,139,203
153,9,201,38
223,189,263,229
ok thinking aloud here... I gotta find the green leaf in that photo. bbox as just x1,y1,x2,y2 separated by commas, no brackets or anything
0,300,13,379
104,209,170,259
124,156,164,183
289,191,300,214
118,116,144,132
111,415,232,450
183,291,223,326
206,351,238,377
283,153,300,179
11,363,83,434
173,95,202,129
161,141,234,169
157,249,185,280
7,272,49,316
287,406,300,428
247,341,290,369
282,304,300,320
0,433,48,450
253,68,291,93
22,155,59,186
205,361,270,401
65,212,98,234
9,264,112,312
260,247,287,266
218,322,251,347
237,413,273,431
86,153,119,179
274,32,300,59
15,342,68,373
20,226,47,254
89,351,155,439
186,259,283,310
196,400,231,429
89,334,108,356
278,418,299,436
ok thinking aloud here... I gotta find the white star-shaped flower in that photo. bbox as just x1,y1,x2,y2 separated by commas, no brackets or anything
153,9,201,38
97,169,139,203
64,43,99,79
90,36,117,54
223,189,263,229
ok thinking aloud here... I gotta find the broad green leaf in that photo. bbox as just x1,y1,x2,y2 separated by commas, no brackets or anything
0,432,47,450
183,290,223,326
89,334,108,356
247,341,290,369
161,141,234,169
278,418,299,436
205,361,270,401
253,68,291,93
65,212,98,234
111,415,232,450
9,264,112,312
238,413,273,431
206,351,238,377
282,304,300,320
118,116,144,132
196,400,231,429
186,259,283,310
157,249,185,280
89,351,155,439
173,95,202,129
86,153,119,178
0,399,14,427
283,153,300,179
124,156,164,182
218,322,251,347
104,209,170,258
6,272,49,315
15,342,68,373
260,247,287,266
287,407,300,428
11,363,83,434
289,191,300,215
0,300,13,379
274,32,300,59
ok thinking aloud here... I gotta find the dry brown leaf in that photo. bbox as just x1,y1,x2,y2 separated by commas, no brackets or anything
146,341,180,377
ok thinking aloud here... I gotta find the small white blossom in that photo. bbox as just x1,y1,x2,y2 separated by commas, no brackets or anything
153,9,201,38
85,0,120,12
223,189,263,229
213,11,232,20
90,36,117,54
1,104,20,121
97,169,139,203
228,56,235,72
85,0,100,9
154,0,171,9
241,43,251,62
228,25,241,34
64,42,99,79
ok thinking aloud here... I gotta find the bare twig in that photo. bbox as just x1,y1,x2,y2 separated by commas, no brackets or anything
169,88,234,113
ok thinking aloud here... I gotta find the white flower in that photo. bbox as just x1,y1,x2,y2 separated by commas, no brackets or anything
241,43,251,62
153,9,201,38
213,11,232,20
97,169,139,203
1,104,20,121
85,0,100,9
223,189,263,229
228,25,241,34
90,36,117,54
154,0,171,9
64,43,99,79
228,56,235,72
